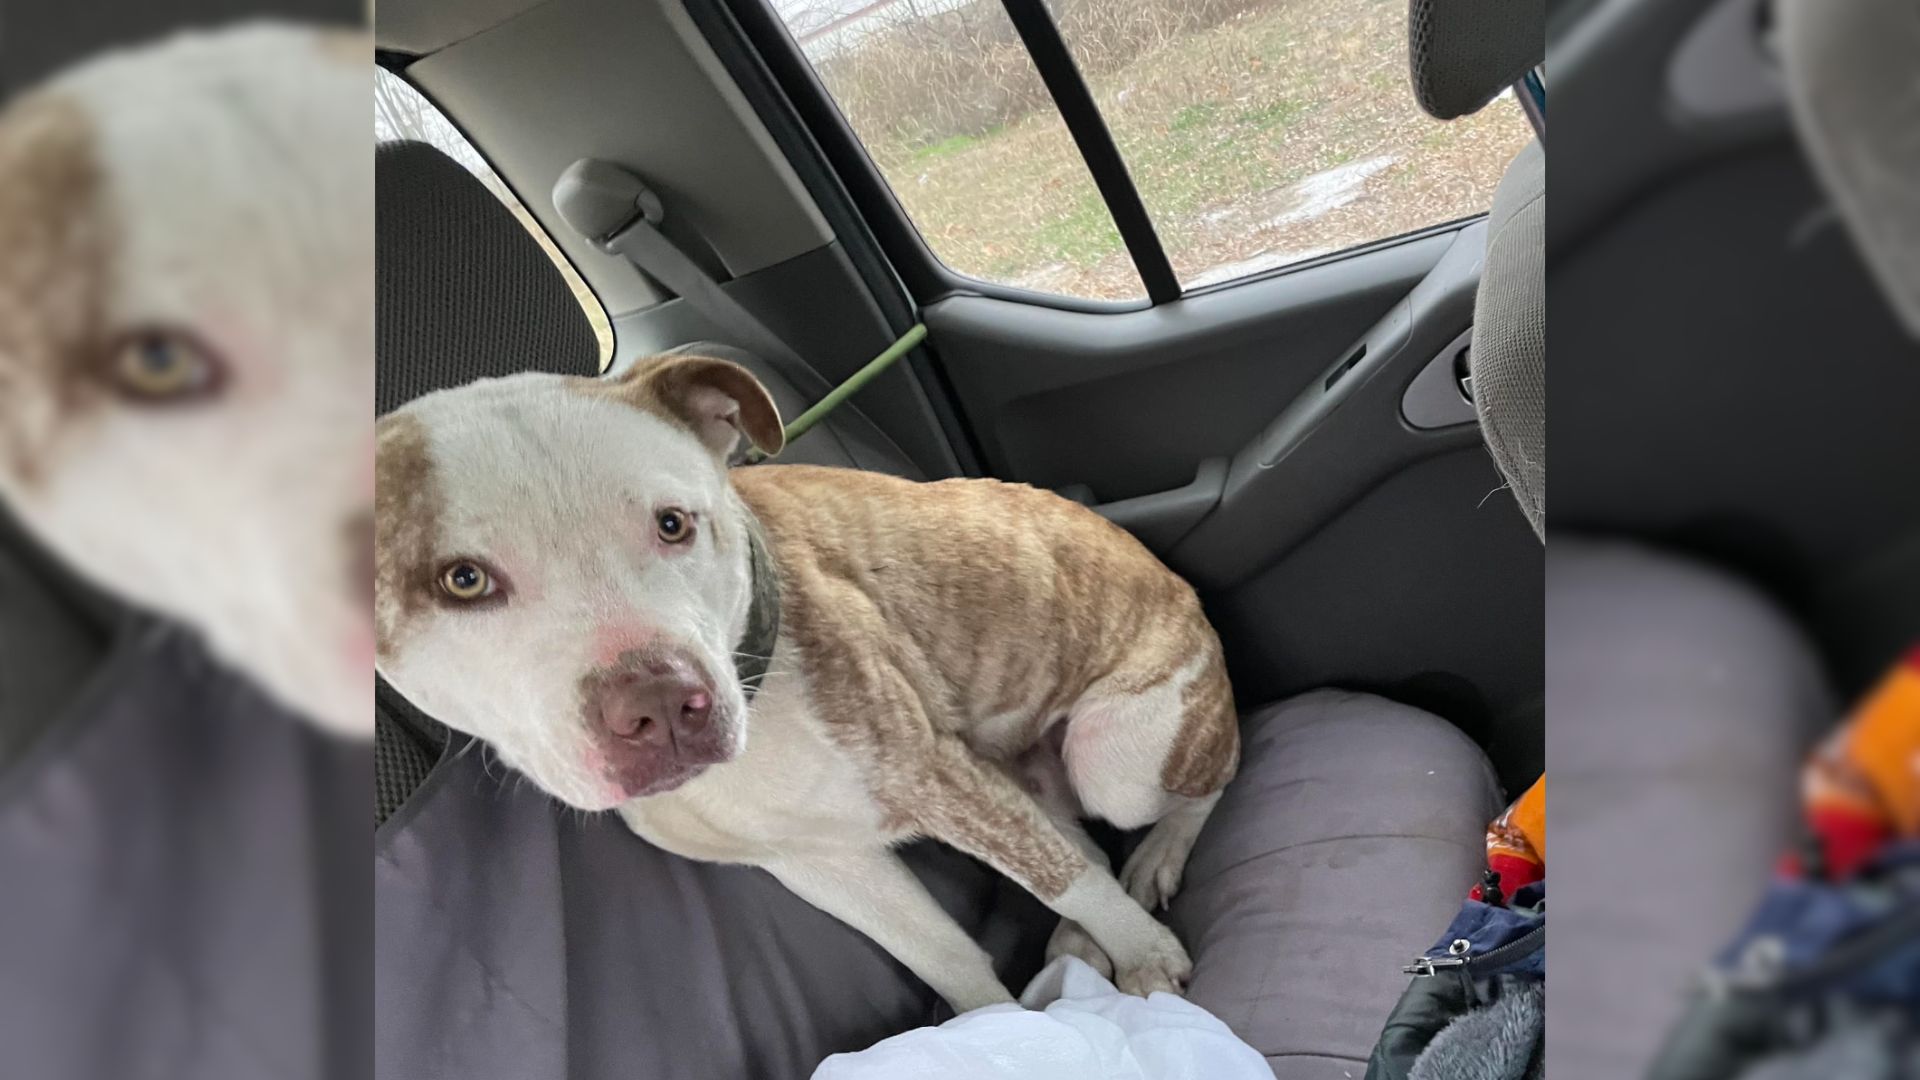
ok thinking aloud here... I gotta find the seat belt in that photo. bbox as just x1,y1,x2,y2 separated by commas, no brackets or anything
610,209,839,400
554,159,835,399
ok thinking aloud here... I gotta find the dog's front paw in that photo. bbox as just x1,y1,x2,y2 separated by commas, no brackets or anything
1111,925,1193,998
1045,918,1114,980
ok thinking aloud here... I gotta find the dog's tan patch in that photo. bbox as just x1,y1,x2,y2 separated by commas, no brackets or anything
375,412,443,658
0,92,110,487
735,464,1239,894
1162,642,1239,796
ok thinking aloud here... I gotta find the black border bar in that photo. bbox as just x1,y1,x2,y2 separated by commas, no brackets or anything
998,0,1182,305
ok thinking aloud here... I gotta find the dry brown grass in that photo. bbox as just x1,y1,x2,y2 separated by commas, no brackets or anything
811,0,1533,299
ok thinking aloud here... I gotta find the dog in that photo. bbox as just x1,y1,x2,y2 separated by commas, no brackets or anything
0,26,374,739
374,355,1241,1010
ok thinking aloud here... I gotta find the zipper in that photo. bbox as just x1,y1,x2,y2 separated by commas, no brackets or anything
1404,924,1545,977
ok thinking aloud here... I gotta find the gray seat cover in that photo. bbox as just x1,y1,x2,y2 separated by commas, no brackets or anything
0,577,370,1080
376,740,1052,1079
1546,538,1831,1080
1175,690,1500,1078
375,687,1496,1078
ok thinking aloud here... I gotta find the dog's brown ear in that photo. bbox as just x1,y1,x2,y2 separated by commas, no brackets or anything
612,354,785,461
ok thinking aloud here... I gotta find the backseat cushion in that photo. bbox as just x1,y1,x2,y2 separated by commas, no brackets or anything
1171,689,1502,1078
1545,538,1831,1080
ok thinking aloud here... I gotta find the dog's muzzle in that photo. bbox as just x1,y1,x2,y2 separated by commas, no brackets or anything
581,645,736,799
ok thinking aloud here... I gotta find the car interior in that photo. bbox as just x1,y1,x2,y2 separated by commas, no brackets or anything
1546,0,1920,1076
370,0,1547,1075
3,0,1915,1076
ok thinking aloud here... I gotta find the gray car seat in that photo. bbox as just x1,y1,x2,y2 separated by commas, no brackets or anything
373,139,1501,1078
1408,0,1545,538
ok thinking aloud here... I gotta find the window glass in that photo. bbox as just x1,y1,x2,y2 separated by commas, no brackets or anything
774,0,1145,301
1048,0,1533,286
373,67,616,367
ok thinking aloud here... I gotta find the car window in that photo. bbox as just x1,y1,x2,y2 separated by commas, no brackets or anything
373,66,616,368
774,0,1144,301
772,0,1531,300
1048,0,1533,288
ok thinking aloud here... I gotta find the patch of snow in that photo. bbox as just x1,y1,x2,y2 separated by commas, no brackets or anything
1259,154,1397,231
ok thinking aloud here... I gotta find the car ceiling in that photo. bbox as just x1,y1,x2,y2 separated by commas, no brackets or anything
375,0,553,54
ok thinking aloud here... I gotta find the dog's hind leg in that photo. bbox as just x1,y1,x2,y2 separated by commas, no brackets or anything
1064,650,1238,912
914,737,1193,997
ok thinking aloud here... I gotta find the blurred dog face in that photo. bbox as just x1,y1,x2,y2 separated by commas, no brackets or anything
0,27,374,738
374,359,784,810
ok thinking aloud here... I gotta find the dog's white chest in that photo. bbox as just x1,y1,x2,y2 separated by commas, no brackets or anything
614,671,889,864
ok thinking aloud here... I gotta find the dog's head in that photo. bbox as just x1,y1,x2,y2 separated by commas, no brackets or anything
376,356,785,810
0,26,374,738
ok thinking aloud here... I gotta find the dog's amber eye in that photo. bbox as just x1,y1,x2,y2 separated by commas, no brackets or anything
439,561,494,601
656,508,693,544
109,330,223,401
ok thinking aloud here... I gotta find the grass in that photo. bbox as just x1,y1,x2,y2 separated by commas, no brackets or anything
825,0,1532,299
911,130,992,162
1171,102,1225,131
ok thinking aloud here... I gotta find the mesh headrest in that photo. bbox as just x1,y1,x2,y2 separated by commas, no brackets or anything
1409,0,1544,120
1470,140,1545,539
376,141,601,414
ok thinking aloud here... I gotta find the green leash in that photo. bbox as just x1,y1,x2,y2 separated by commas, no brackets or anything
745,323,927,464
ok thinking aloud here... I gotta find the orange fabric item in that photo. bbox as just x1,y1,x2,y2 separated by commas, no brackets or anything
1796,647,1920,878
1474,776,1544,899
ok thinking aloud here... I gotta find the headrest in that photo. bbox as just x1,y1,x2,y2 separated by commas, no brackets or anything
376,141,601,414
1409,0,1544,120
1778,0,1920,340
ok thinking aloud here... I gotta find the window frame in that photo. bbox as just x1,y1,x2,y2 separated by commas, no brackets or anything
709,0,1512,312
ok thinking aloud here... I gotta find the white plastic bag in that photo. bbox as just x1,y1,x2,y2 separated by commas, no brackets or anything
811,957,1271,1080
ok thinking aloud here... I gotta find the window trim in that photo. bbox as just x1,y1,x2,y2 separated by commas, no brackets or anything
707,0,1156,314
998,0,1181,304
717,0,1508,312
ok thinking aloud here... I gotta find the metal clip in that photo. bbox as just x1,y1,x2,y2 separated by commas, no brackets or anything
1403,955,1468,977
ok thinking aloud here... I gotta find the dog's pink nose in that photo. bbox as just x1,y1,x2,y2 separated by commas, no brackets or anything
595,673,713,746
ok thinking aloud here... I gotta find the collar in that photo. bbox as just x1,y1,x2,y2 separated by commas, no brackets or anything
734,512,780,703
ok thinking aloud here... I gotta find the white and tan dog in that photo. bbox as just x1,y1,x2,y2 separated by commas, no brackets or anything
375,356,1240,1009
0,26,373,738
